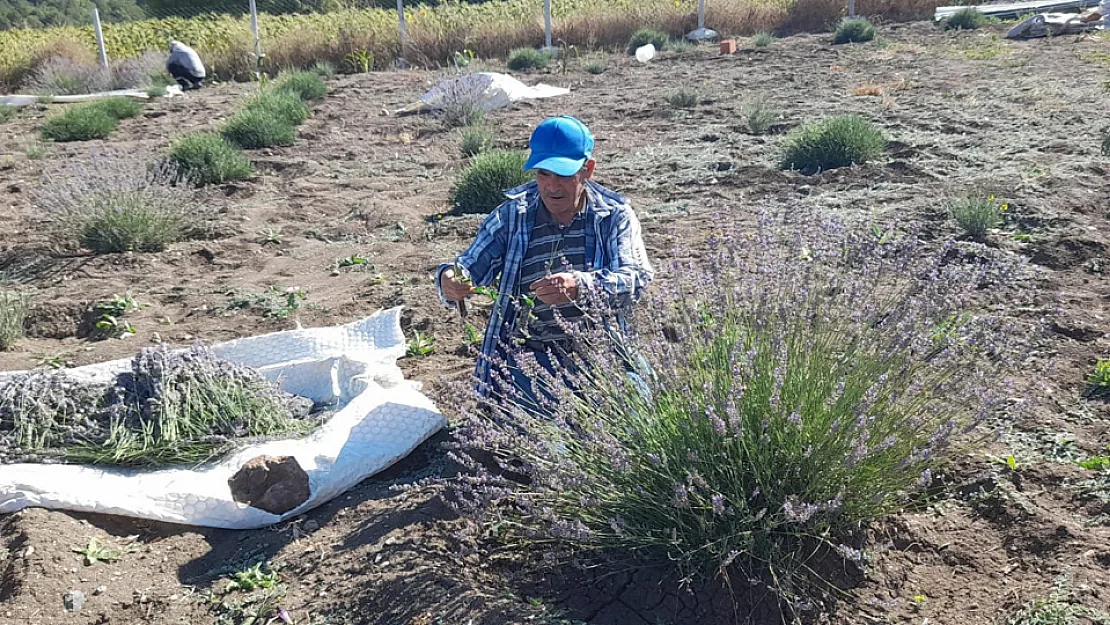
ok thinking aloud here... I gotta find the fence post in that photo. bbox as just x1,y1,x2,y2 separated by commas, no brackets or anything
249,0,262,70
848,0,856,17
698,0,706,30
91,7,109,71
544,0,552,48
397,0,407,49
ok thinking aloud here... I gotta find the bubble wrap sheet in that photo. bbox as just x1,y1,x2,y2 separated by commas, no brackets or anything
0,308,447,529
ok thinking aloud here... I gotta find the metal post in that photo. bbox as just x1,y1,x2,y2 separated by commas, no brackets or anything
248,0,262,69
397,0,407,48
848,0,856,17
91,8,108,70
698,0,706,30
544,0,552,48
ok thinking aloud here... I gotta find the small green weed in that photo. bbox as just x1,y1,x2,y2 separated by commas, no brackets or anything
343,49,374,73
24,143,48,159
90,293,143,340
169,132,253,186
665,88,700,109
780,115,886,173
0,106,15,123
72,538,122,566
628,28,669,54
407,329,435,357
834,17,877,44
449,149,530,215
244,91,310,127
41,106,117,142
962,36,1007,60
507,48,552,71
1006,576,1110,625
221,109,296,150
950,194,1006,240
744,95,777,134
259,228,283,245
227,562,279,592
87,97,142,120
752,31,775,47
460,125,494,157
1078,454,1110,470
945,7,992,30
463,322,482,347
225,287,306,319
585,60,606,74
0,290,29,351
1085,359,1110,398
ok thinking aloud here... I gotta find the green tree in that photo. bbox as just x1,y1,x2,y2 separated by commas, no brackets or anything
0,0,144,30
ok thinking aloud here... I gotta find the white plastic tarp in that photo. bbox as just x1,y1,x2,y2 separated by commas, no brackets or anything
0,308,447,529
395,71,570,115
0,85,183,108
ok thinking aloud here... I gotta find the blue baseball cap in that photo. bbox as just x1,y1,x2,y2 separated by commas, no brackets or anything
523,116,594,177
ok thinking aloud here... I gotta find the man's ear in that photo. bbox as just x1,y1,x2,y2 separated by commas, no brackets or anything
582,158,597,180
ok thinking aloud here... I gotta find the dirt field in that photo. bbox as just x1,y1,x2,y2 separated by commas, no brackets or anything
1,19,1109,625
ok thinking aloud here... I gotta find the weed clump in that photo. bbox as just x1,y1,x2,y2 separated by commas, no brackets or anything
945,8,991,30
449,149,530,215
0,344,315,466
1086,359,1110,398
169,132,253,186
628,28,670,54
87,96,142,120
460,125,494,157
221,109,296,149
38,154,200,253
507,48,552,71
780,115,885,173
744,95,778,134
245,91,310,127
274,70,327,102
40,106,117,142
585,61,606,74
950,195,1005,240
0,106,14,123
0,291,28,351
310,60,337,78
447,211,1028,596
753,31,775,47
834,17,878,44
665,88,700,109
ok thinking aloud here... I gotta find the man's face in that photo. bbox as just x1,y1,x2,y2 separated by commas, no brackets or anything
536,159,595,217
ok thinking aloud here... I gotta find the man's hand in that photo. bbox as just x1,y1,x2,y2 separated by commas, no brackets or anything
530,272,578,305
441,269,476,303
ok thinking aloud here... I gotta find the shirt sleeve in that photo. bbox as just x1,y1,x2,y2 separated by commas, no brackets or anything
572,205,654,310
435,200,513,308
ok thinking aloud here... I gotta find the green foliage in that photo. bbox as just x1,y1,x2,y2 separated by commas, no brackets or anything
343,49,374,73
628,28,669,54
1086,359,1110,398
72,538,122,566
89,293,142,340
273,70,327,101
584,60,606,74
226,562,279,592
169,132,253,186
1079,455,1110,470
950,195,1006,240
245,91,310,127
77,194,183,253
945,8,991,30
507,47,552,71
25,143,47,159
834,17,878,44
752,31,775,47
221,109,296,149
225,287,307,320
310,60,336,78
406,329,435,357
744,95,777,134
460,125,494,157
780,115,885,173
87,96,142,120
448,149,530,215
0,290,28,352
40,106,118,142
1006,577,1110,625
665,88,700,109
0,106,14,123
0,0,144,30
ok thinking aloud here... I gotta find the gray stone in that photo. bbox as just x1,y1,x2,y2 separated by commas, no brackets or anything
63,589,86,612
228,455,310,515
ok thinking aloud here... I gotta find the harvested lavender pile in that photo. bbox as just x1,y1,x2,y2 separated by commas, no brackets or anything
0,344,322,467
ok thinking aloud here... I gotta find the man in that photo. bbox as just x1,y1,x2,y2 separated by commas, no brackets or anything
436,116,653,407
167,40,206,91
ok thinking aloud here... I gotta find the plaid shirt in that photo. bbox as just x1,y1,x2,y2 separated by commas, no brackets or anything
435,180,654,394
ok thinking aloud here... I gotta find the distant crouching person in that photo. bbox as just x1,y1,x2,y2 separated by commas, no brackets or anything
167,40,206,91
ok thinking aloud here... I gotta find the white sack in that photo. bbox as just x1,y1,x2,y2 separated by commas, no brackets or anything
0,308,447,529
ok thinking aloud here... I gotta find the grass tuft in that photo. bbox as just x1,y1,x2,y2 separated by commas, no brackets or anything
460,125,494,157
628,28,670,54
1085,359,1110,399
449,149,530,215
944,8,991,30
0,290,29,352
40,106,118,142
273,70,327,101
221,109,297,150
744,95,778,134
310,60,337,78
507,47,552,71
0,106,14,123
244,91,310,127
665,88,700,109
950,195,1005,240
585,60,606,74
169,132,253,187
779,115,885,173
834,17,878,44
86,97,142,120
753,31,775,47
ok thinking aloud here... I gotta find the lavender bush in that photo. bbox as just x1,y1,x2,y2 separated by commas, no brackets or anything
0,344,314,466
446,211,1028,589
37,153,203,253
0,290,29,351
24,52,171,96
